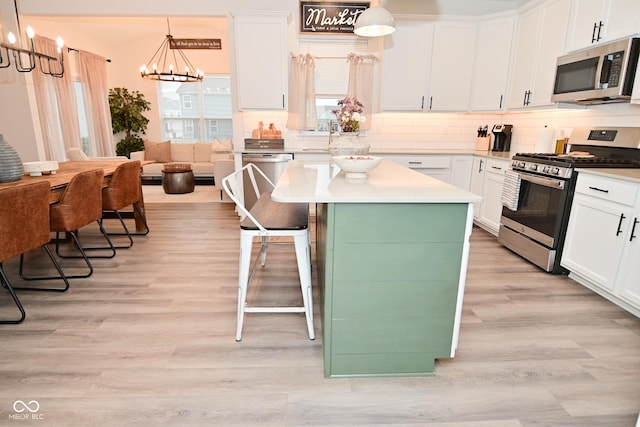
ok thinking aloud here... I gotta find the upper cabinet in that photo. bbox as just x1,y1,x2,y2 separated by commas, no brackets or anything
507,0,571,109
381,19,475,112
233,12,288,110
470,15,515,111
381,20,433,111
565,0,640,52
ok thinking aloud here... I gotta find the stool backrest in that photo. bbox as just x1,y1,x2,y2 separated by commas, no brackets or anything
102,161,141,210
222,163,275,232
50,168,104,232
0,181,51,261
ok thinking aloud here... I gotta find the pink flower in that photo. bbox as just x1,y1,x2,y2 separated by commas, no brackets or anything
332,97,365,133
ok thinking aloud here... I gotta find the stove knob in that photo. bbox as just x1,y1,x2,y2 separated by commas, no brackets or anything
529,164,538,171
519,162,526,168
542,166,550,173
552,167,560,175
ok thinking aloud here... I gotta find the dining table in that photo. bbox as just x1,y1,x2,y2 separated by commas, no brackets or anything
0,160,148,232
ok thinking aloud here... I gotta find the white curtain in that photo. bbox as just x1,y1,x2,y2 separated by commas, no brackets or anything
286,54,317,130
78,50,114,157
346,53,377,131
32,35,82,161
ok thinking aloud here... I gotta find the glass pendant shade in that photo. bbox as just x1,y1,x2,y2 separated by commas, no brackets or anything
354,6,396,37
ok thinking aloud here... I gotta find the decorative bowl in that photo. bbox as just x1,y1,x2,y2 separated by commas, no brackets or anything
23,160,59,176
331,155,383,179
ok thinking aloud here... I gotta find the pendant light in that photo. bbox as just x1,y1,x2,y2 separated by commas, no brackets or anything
140,18,203,82
354,0,395,37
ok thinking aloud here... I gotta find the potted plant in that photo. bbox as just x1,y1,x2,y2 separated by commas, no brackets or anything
109,87,151,158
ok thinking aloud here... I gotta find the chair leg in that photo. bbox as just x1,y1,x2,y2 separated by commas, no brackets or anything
58,220,117,259
16,245,70,292
102,203,150,238
0,266,26,324
260,236,268,267
294,233,315,340
52,231,94,279
236,233,254,342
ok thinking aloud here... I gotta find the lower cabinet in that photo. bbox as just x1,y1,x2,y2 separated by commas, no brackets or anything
469,157,508,236
383,155,451,183
561,171,640,316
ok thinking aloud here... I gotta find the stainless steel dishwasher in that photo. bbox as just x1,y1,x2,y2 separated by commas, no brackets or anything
241,152,293,210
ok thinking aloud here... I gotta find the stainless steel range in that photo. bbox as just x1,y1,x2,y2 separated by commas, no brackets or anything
498,127,640,273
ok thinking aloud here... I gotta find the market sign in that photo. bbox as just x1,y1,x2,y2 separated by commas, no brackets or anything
300,2,369,34
169,39,222,50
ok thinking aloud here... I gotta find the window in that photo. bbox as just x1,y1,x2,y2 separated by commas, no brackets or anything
158,75,232,143
74,81,91,155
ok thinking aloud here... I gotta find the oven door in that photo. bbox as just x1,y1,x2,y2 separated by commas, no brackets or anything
500,171,569,248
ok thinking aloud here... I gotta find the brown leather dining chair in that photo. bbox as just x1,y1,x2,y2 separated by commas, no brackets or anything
33,168,116,278
99,160,149,248
0,182,69,324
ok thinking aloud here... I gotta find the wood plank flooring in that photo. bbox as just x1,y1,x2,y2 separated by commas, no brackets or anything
1,201,639,426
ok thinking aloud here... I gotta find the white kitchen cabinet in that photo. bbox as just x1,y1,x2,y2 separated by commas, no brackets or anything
561,171,640,315
233,12,288,110
479,158,508,235
381,19,433,111
383,154,451,183
450,155,473,191
381,18,475,112
429,21,476,111
469,156,508,235
470,15,515,111
469,156,486,220
565,0,640,52
507,0,571,109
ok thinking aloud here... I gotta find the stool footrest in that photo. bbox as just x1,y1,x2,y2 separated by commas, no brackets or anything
244,307,306,313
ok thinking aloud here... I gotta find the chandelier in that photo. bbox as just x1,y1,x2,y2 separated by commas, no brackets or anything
0,0,65,77
140,19,203,82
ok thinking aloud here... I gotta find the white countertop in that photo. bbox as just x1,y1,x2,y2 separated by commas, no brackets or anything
576,168,640,183
271,159,483,204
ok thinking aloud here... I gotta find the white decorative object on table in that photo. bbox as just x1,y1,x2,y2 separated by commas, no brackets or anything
23,161,59,176
331,155,382,179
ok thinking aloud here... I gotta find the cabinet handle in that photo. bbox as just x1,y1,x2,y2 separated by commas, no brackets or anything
429,96,433,110
523,91,528,106
408,161,423,165
282,94,285,108
499,94,503,109
596,21,603,42
491,166,502,171
616,213,626,236
631,218,639,242
478,159,484,173
588,186,609,193
421,96,424,110
591,22,598,43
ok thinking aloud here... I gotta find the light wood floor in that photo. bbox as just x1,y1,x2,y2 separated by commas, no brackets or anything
1,201,639,426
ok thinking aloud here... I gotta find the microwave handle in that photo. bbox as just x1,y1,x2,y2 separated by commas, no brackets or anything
599,55,613,86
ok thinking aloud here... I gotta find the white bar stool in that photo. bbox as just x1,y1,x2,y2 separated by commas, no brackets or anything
222,163,314,341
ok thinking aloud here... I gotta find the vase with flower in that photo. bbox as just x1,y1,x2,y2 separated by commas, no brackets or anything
328,97,370,156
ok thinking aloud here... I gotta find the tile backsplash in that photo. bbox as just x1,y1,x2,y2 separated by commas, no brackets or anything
240,103,640,153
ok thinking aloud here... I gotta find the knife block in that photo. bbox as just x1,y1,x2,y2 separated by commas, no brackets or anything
475,136,491,151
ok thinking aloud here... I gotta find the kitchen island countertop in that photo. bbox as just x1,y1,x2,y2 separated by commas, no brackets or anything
271,159,482,204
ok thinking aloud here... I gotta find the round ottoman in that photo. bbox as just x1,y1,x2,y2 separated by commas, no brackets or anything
162,163,195,194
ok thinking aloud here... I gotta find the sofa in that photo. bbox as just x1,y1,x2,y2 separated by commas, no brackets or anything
130,140,234,186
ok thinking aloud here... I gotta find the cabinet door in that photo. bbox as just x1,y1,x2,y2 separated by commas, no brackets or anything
381,20,433,111
617,210,640,309
470,16,514,111
450,156,472,191
507,6,542,109
470,157,485,219
428,21,476,111
601,0,640,43
561,196,630,291
234,13,287,110
565,0,606,52
480,168,506,234
529,0,571,107
566,0,640,52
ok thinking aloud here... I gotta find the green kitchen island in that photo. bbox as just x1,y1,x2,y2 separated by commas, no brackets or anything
272,159,482,377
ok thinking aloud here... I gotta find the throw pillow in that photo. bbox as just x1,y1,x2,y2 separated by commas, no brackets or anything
144,140,171,163
170,144,193,162
194,143,213,162
211,138,233,152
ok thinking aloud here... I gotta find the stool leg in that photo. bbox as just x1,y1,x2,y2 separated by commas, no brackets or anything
260,236,268,267
294,233,315,340
236,233,253,342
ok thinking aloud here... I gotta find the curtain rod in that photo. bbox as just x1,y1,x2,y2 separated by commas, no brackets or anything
67,47,112,63
290,52,378,61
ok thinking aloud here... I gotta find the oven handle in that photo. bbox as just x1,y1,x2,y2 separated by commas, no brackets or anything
516,171,565,190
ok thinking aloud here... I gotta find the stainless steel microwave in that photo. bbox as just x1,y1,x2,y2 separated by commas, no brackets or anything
551,37,640,105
